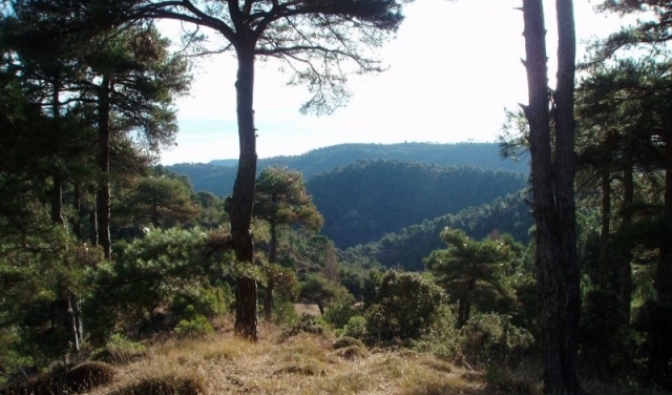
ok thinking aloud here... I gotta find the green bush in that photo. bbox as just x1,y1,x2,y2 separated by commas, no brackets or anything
460,313,534,363
272,299,299,325
342,316,368,339
323,294,358,328
173,315,214,338
365,271,445,343
170,286,228,321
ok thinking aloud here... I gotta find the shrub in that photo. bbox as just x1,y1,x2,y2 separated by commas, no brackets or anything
174,315,214,338
108,375,207,395
332,336,365,350
365,271,445,343
280,314,326,340
342,316,368,339
460,313,534,363
323,294,358,328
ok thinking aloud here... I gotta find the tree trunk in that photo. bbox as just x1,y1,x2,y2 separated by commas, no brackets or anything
657,138,672,305
522,0,581,393
73,182,82,240
231,46,258,341
619,162,634,323
89,184,98,247
598,167,611,290
263,220,277,321
51,72,65,228
97,74,112,260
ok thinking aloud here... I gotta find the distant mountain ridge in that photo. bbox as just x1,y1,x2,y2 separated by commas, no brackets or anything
168,142,527,196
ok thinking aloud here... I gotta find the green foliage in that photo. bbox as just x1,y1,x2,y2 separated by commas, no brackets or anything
424,228,518,327
117,175,200,229
174,315,214,339
365,271,445,342
169,142,527,196
323,294,359,329
307,160,528,248
300,274,348,315
170,286,229,320
341,316,368,340
83,228,233,342
459,313,534,364
579,290,639,382
345,191,533,272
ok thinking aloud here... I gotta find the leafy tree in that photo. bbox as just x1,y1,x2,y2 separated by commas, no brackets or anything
57,0,410,340
520,0,581,392
365,270,445,342
253,166,322,319
119,175,200,229
424,228,517,328
299,273,346,315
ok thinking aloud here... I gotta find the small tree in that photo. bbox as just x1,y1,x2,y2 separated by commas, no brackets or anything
254,167,322,319
424,228,516,328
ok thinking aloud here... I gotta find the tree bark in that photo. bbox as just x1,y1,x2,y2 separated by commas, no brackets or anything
231,45,258,341
522,0,581,393
598,167,611,290
263,219,277,321
89,184,98,247
51,72,65,228
657,137,672,305
97,74,112,260
619,161,634,323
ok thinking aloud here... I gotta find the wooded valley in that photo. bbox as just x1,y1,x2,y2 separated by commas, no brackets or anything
3,0,672,394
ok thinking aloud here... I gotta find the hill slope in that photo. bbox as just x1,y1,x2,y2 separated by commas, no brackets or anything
306,160,528,249
340,191,534,272
167,142,527,196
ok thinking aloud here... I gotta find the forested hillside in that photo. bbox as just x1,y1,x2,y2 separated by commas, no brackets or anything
306,160,527,248
341,191,534,272
168,142,527,196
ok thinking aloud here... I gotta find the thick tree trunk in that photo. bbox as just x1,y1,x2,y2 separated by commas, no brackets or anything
657,138,672,305
522,1,581,393
97,75,112,260
231,46,258,341
598,167,611,290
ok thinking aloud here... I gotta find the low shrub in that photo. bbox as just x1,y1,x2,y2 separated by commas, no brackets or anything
108,375,207,395
173,315,214,338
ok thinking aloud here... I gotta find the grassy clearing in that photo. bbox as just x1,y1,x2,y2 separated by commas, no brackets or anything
8,317,666,395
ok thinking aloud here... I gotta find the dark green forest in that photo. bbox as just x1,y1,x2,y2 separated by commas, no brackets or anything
167,142,527,197
3,0,672,394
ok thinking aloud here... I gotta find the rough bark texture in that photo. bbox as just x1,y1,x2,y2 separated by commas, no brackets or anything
231,46,258,341
97,75,111,260
657,138,672,305
89,184,98,246
598,167,611,290
522,0,581,393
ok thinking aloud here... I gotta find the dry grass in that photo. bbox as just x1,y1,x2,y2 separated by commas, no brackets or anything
72,320,497,395
16,318,645,395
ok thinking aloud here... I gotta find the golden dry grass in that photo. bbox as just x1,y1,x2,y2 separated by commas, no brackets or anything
80,318,498,395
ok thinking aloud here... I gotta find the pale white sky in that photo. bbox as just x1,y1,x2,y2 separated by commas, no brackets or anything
160,0,630,165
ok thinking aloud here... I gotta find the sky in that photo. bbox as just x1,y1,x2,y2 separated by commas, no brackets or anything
158,0,632,165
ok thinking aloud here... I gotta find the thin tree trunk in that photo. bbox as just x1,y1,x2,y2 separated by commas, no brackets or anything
97,74,112,260
51,72,65,227
598,167,611,290
231,46,258,341
89,184,98,246
619,162,634,323
522,0,581,393
263,220,277,321
73,182,82,240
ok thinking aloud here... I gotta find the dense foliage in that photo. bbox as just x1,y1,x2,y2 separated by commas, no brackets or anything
307,160,527,248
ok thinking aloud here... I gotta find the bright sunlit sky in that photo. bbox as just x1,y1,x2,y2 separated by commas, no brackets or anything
159,0,632,165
